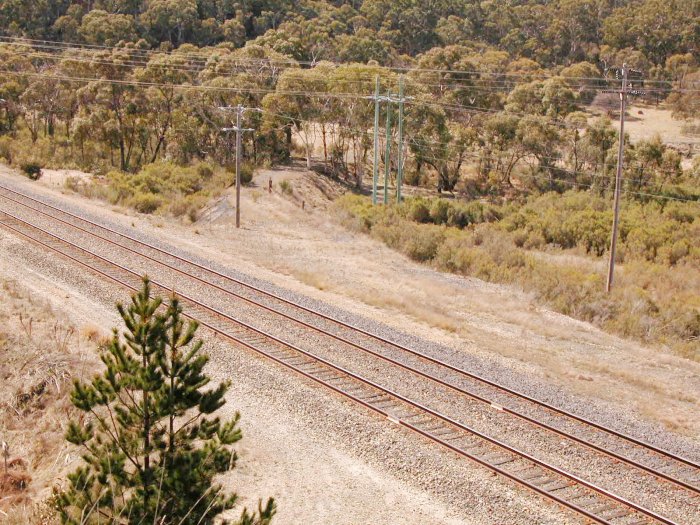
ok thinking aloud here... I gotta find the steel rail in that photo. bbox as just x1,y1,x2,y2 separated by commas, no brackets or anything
0,209,682,525
0,189,698,495
0,184,698,476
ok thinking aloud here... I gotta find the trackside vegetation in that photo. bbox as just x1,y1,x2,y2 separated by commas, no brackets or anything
336,193,700,360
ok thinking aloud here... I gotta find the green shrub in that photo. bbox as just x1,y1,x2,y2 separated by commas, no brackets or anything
172,194,207,223
279,179,293,195
20,162,43,180
196,163,214,180
240,162,254,185
408,199,430,223
129,193,164,214
64,175,82,193
524,231,546,250
0,135,14,163
429,199,451,225
372,220,445,262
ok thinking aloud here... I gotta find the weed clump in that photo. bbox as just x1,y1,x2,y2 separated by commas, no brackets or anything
19,162,42,180
279,179,293,195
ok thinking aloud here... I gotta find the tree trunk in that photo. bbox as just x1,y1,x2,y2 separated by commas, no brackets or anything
305,141,312,170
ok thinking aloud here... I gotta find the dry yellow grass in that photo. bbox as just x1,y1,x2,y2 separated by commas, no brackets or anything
0,279,99,521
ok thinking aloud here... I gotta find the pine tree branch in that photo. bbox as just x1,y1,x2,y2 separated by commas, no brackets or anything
174,411,203,437
89,407,142,471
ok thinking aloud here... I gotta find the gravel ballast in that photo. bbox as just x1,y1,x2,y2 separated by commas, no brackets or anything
0,171,698,524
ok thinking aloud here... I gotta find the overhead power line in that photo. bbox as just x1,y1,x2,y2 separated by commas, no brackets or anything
1,36,698,88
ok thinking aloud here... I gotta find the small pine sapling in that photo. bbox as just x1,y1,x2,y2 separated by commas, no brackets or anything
53,277,275,524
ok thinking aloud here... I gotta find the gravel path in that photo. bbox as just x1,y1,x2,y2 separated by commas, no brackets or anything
0,170,699,524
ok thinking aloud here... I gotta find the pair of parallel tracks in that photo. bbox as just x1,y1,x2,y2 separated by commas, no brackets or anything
0,183,698,524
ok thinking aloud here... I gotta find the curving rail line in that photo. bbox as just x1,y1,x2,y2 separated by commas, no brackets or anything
0,185,698,491
0,186,697,524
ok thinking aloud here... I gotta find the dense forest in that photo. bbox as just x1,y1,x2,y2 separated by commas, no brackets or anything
0,0,697,190
0,1,697,67
0,1,698,354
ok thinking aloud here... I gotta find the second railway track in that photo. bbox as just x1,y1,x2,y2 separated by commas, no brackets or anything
0,183,698,524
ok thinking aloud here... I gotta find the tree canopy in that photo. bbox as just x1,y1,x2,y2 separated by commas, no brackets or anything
0,1,696,68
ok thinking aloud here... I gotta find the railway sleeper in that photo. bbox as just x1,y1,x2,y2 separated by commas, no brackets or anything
297,360,323,371
265,349,293,359
599,507,632,520
583,502,623,516
431,427,458,437
247,337,275,348
519,471,551,483
371,398,398,410
530,475,563,489
282,356,312,367
565,492,599,505
324,370,344,383
387,406,414,417
508,459,546,471
401,413,432,424
313,370,343,381
343,385,372,397
489,455,516,466
542,481,574,493
358,393,389,403
537,477,572,492
439,432,470,443
422,426,453,438
416,419,445,430
464,446,491,458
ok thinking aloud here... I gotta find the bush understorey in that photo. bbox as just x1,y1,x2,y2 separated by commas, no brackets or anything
336,192,700,360
65,161,256,220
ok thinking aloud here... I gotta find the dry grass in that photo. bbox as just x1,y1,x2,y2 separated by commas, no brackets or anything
351,288,462,334
293,270,331,291
0,279,99,520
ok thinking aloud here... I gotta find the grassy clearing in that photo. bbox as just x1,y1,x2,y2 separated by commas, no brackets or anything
335,192,700,359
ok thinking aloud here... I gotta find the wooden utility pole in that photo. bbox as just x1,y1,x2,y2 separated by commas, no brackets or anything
221,105,255,228
606,65,628,293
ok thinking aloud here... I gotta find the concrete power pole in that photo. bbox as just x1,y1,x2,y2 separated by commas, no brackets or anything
368,80,410,205
384,89,392,205
221,105,255,228
396,76,405,203
372,77,380,205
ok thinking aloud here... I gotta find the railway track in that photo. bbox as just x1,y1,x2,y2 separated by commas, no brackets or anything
0,184,697,524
